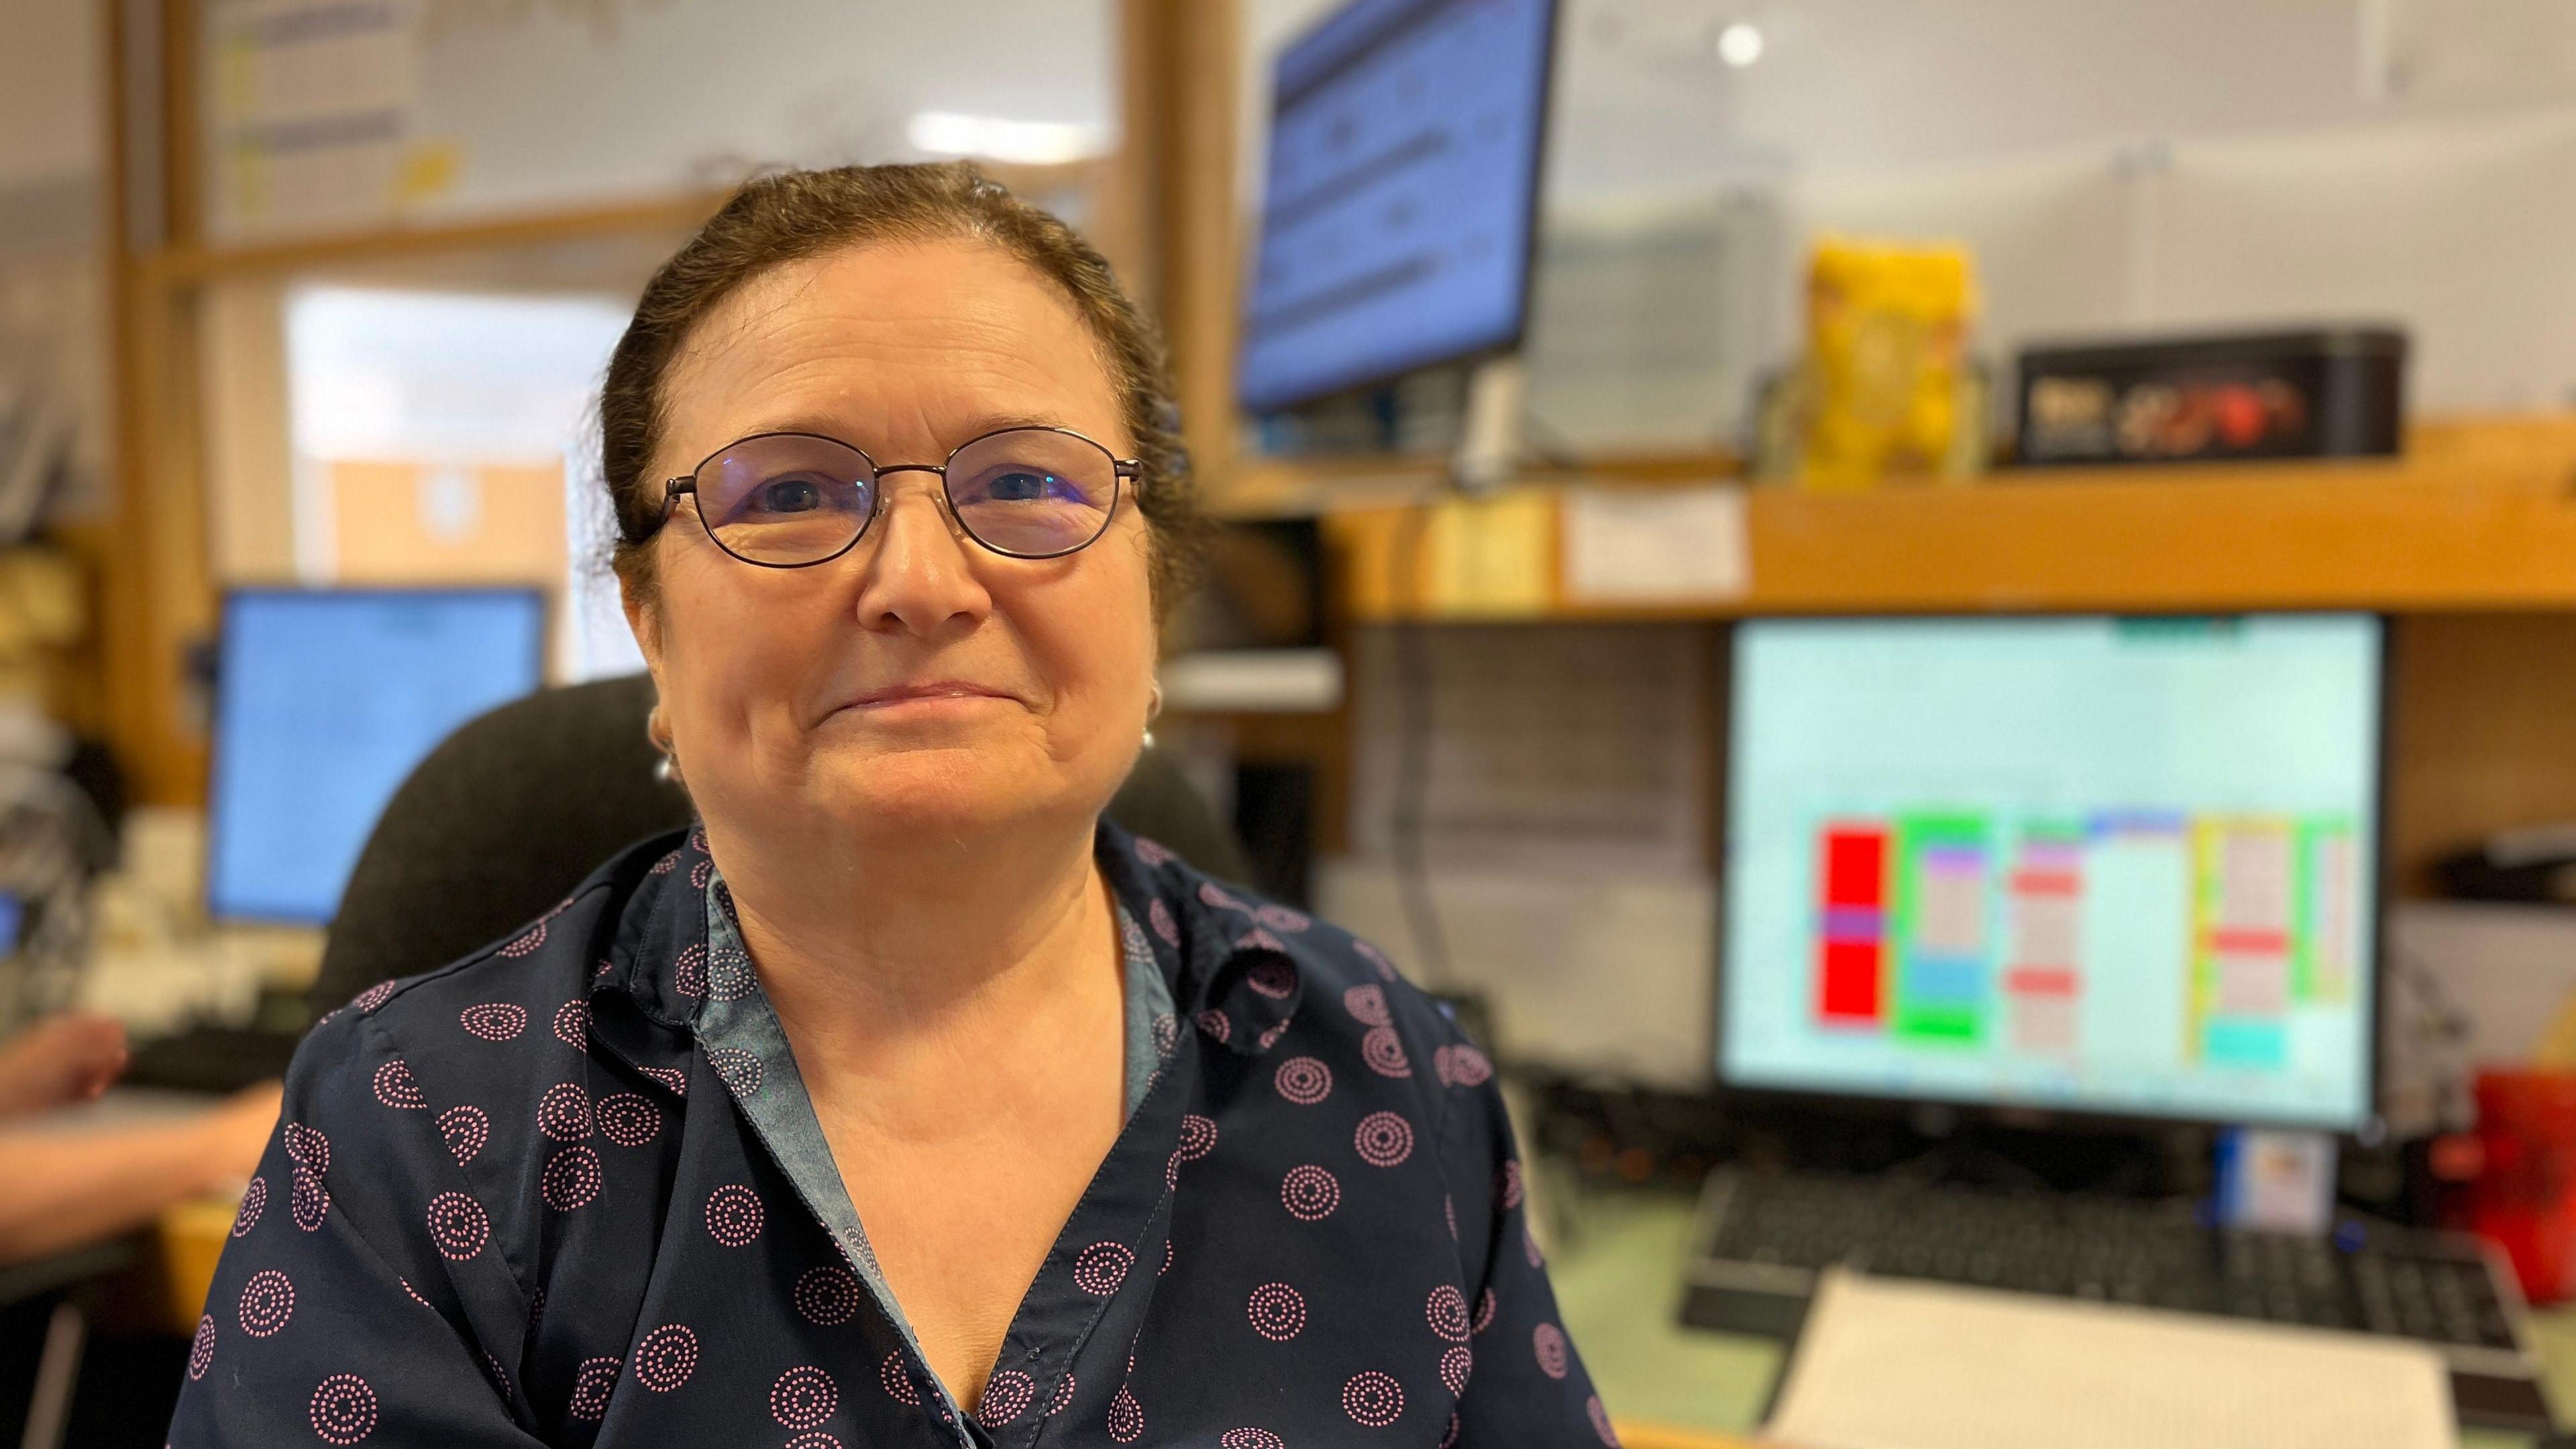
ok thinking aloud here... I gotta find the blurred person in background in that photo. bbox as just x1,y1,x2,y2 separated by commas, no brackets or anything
0,1012,278,1266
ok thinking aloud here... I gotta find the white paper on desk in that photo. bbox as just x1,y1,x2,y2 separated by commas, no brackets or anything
1560,485,1749,604
1764,1271,2455,1449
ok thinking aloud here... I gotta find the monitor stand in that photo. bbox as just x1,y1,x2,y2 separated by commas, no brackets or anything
1450,355,1527,495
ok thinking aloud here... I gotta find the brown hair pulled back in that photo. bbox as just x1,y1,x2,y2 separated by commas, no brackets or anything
600,162,1205,613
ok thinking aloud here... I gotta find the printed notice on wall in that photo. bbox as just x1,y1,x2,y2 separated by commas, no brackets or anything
209,0,430,239
1561,484,1750,605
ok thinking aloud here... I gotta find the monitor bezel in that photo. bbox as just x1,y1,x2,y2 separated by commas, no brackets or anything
1708,610,2394,1142
1234,0,1561,417
205,584,551,927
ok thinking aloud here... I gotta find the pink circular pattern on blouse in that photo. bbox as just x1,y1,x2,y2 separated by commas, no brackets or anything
231,1176,266,1237
1473,1287,1498,1334
1275,1055,1332,1105
460,1003,527,1041
1150,1012,1180,1058
309,1373,377,1444
1525,1224,1545,1267
1354,938,1399,981
1440,1344,1474,1397
1343,1371,1404,1427
1281,1164,1341,1221
353,979,398,1013
688,824,708,853
569,1356,620,1419
879,1352,919,1405
372,1059,426,1109
1246,1282,1306,1340
1246,958,1296,999
1073,1241,1134,1296
650,850,679,875
1108,1385,1145,1442
704,944,757,1002
1193,1008,1231,1044
783,1436,841,1449
1446,1194,1458,1240
1162,1239,1175,1276
770,1364,837,1429
283,1121,331,1174
189,1315,214,1379
639,1065,688,1097
1256,1020,1290,1053
1426,1284,1470,1342
1354,1111,1415,1167
672,944,708,998
633,1324,697,1392
552,1000,588,1050
498,922,547,957
1198,881,1244,912
400,1277,432,1309
1589,1395,1620,1446
1497,1160,1524,1210
1256,903,1311,933
689,857,712,889
1534,1322,1569,1378
1148,898,1179,945
439,1105,489,1165
1435,1043,1495,1087
706,1046,763,1097
596,1092,660,1148
704,1184,763,1246
239,1269,295,1336
427,1191,490,1259
1361,1026,1411,1077
537,1083,592,1142
290,1167,329,1231
1175,1114,1218,1162
794,1265,861,1325
979,1369,1034,1426
1133,836,1174,867
1222,1431,1286,1449
1049,1373,1077,1415
541,1146,602,1212
1344,984,1392,1026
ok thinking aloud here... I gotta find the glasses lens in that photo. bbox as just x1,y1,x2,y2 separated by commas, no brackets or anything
945,429,1118,557
694,434,874,565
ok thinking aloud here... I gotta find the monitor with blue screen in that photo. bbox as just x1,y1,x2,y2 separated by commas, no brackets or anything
1236,0,1557,414
207,588,547,924
1718,614,2383,1130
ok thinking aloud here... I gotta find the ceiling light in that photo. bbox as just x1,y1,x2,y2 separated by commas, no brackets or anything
1717,21,1764,67
906,111,1110,166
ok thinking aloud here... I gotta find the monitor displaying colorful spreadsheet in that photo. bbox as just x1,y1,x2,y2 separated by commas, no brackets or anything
1718,615,2381,1130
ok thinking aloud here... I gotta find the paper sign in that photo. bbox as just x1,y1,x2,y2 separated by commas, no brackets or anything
1561,485,1749,604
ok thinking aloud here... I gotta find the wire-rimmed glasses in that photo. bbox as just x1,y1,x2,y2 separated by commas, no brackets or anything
657,425,1140,568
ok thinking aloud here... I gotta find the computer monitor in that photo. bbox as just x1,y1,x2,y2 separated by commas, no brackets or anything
207,588,547,924
1236,0,1558,415
1717,614,2383,1132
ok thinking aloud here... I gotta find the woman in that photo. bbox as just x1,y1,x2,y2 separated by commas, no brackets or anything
170,164,1610,1446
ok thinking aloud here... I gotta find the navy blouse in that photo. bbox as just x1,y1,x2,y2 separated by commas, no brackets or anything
168,820,1613,1446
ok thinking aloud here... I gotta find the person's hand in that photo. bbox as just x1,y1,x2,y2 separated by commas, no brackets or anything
0,1013,129,1119
197,1081,284,1187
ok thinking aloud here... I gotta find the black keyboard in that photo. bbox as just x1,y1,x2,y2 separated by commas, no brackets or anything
1682,1171,2555,1434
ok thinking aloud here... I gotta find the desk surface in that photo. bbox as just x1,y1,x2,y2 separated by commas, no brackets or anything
1546,1186,2576,1449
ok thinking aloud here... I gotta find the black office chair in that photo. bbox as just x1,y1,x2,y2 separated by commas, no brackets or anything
307,674,1248,1017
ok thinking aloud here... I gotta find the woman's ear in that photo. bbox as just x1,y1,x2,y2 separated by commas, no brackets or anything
619,570,665,689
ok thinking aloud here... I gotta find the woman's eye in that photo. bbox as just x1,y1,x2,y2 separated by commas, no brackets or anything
987,471,1053,502
755,478,824,513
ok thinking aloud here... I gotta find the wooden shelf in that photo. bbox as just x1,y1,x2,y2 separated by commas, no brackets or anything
1283,416,2576,621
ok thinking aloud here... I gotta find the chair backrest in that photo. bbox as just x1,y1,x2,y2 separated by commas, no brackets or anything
309,674,1248,1016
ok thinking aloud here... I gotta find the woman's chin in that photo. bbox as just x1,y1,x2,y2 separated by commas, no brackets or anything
806,746,1080,835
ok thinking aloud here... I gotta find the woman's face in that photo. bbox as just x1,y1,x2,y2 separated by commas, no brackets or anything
629,237,1159,849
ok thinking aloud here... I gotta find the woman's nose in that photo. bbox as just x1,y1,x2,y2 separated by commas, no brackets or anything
849,476,992,635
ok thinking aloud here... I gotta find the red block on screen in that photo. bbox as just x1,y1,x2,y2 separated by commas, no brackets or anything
1822,826,1888,907
1818,938,1883,1023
